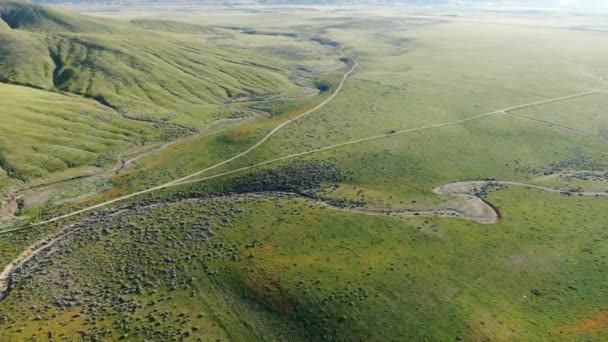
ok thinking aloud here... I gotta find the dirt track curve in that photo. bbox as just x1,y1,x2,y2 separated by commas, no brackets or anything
3,87,603,234
3,178,607,299
170,89,603,190
0,56,358,233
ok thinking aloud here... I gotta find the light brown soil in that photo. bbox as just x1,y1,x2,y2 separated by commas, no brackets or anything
0,193,18,225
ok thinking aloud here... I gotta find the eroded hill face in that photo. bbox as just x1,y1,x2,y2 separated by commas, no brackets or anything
0,2,301,126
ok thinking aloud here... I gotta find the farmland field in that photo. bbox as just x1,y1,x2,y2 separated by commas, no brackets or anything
0,1,608,341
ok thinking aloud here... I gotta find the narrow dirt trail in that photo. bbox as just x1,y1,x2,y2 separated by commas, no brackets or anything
0,224,75,300
1,131,202,217
0,94,281,220
503,113,608,144
0,206,129,300
500,90,608,144
0,193,18,225
162,58,359,187
245,191,486,223
499,90,599,112
435,180,608,224
254,178,608,227
0,84,598,233
171,90,602,190
439,180,608,197
3,113,266,216
4,176,606,298
0,58,358,232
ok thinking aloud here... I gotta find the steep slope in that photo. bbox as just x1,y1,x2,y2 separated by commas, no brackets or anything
0,14,8,29
42,34,297,125
0,29,53,89
0,2,302,127
0,1,307,191
0,82,173,186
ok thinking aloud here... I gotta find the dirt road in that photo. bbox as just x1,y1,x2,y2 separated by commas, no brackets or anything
0,224,74,300
172,90,602,190
435,180,608,224
2,176,606,299
0,57,357,232
0,84,600,233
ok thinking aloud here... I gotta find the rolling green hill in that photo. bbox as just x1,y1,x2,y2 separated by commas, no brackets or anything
0,1,302,127
0,1,310,193
0,82,172,187
0,1,119,33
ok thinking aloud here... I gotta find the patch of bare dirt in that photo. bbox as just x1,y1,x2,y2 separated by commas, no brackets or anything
0,193,18,225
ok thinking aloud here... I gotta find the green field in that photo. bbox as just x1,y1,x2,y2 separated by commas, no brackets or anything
0,2,608,341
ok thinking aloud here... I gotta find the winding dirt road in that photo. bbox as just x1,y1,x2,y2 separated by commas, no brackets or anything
3,177,606,299
438,180,608,197
434,180,608,223
503,113,608,144
171,90,604,190
1,57,604,235
0,131,203,224
0,225,74,300
247,179,608,226
163,58,359,187
0,57,358,233
4,87,602,234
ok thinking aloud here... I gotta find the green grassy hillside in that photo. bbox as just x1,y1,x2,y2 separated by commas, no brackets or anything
0,28,54,89
0,83,172,186
2,177,608,341
0,1,119,33
0,2,303,128
0,1,317,196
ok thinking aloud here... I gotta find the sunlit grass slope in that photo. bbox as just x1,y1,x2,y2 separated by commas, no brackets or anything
0,83,168,186
130,19,221,34
0,0,119,33
0,1,312,193
0,1,302,127
2,6,608,342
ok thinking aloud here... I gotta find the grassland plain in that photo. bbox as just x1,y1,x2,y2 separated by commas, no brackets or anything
1,4,608,342
175,113,608,210
508,92,608,140
182,18,608,209
222,20,608,159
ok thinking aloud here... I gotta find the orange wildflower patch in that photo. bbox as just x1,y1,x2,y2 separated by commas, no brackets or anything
571,312,608,332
